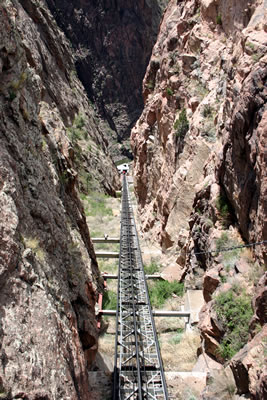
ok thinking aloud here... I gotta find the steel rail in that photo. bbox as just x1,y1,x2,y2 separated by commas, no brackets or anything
113,175,168,399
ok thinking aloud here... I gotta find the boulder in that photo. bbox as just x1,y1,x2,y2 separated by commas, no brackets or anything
234,259,250,275
193,353,223,372
203,267,220,302
250,272,267,329
189,96,200,113
181,54,198,73
198,302,224,362
230,325,267,397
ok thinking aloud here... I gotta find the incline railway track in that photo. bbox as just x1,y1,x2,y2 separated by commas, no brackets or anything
113,175,168,400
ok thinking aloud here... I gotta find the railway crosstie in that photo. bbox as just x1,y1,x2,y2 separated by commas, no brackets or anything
112,175,169,400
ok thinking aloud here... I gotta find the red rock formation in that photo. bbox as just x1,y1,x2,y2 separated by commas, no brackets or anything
131,0,266,396
0,0,119,398
230,325,267,398
132,0,266,264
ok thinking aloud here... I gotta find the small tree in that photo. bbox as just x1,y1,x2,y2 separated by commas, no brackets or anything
174,108,189,138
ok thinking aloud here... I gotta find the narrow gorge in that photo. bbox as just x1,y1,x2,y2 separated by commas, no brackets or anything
0,0,266,399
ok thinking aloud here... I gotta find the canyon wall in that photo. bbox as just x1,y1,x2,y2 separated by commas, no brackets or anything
45,0,168,144
132,0,266,397
0,0,120,398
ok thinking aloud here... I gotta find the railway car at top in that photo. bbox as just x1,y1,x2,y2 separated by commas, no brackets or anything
117,163,129,174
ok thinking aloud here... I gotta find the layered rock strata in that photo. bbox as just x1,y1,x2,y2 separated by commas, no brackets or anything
0,0,119,398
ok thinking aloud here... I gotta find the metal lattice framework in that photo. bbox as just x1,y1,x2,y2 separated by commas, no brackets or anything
113,175,168,400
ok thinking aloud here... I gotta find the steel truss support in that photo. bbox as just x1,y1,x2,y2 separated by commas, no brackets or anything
113,175,168,400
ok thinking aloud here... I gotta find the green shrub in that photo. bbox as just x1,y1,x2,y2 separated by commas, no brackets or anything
103,290,117,310
146,80,155,90
144,260,160,275
216,14,222,25
215,286,253,360
247,41,255,50
67,112,87,144
169,327,184,344
216,232,230,252
202,104,213,118
174,108,189,138
216,194,231,226
8,90,16,101
252,53,262,63
170,332,183,345
166,87,174,96
148,280,184,308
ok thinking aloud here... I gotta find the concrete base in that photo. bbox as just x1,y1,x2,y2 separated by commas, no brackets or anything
184,290,204,325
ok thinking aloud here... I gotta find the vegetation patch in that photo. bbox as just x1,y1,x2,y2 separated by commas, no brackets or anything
216,14,222,25
67,112,88,144
103,290,117,310
82,191,113,217
169,328,184,345
8,90,17,101
23,236,45,262
10,70,28,91
146,80,155,90
148,280,184,308
215,193,232,226
144,260,160,275
201,104,213,118
193,81,209,100
166,87,174,96
216,232,242,271
215,285,253,360
174,108,189,138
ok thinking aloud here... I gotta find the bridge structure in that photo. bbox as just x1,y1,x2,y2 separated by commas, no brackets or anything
112,175,169,400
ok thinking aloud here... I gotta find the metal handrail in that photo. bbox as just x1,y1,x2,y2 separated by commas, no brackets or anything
112,174,169,399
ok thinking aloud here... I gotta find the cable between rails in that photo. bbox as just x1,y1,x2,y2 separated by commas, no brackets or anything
193,240,267,256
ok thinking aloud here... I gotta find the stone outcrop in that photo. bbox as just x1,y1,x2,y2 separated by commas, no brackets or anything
131,0,266,264
0,0,119,398
45,0,168,141
230,325,267,398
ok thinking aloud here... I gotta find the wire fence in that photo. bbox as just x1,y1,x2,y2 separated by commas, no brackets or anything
193,240,267,256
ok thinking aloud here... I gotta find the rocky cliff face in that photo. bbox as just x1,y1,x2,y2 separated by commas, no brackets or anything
132,0,266,397
45,0,168,144
0,0,120,398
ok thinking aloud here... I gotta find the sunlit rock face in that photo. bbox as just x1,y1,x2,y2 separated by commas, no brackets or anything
45,0,167,141
131,0,266,397
131,0,266,266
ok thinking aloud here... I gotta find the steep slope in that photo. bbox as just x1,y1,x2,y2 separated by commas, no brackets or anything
132,0,266,259
45,0,168,143
0,0,119,398
131,0,266,397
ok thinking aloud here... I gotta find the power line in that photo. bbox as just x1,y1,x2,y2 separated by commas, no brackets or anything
193,240,267,256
